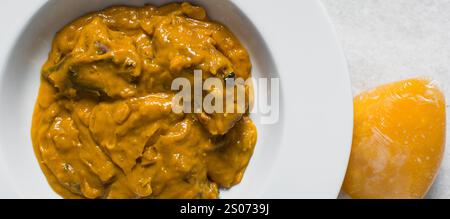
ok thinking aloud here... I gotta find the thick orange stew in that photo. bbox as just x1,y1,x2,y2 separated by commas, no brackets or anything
31,3,257,199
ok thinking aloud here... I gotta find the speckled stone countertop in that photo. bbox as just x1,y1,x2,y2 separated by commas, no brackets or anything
321,0,450,199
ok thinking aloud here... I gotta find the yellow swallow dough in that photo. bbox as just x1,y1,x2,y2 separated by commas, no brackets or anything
343,78,446,198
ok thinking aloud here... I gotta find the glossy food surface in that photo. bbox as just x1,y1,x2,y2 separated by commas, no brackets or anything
343,78,446,198
31,2,257,199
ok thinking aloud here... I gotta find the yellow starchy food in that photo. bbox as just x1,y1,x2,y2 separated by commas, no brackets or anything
31,3,257,199
343,78,446,199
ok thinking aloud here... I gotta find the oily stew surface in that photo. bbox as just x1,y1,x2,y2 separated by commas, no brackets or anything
31,2,257,199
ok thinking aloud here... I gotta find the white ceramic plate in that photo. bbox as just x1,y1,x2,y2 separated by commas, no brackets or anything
0,0,353,198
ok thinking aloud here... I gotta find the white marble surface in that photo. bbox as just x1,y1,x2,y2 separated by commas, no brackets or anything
321,0,450,198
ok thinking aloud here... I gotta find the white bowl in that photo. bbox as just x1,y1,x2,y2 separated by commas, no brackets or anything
0,0,353,198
